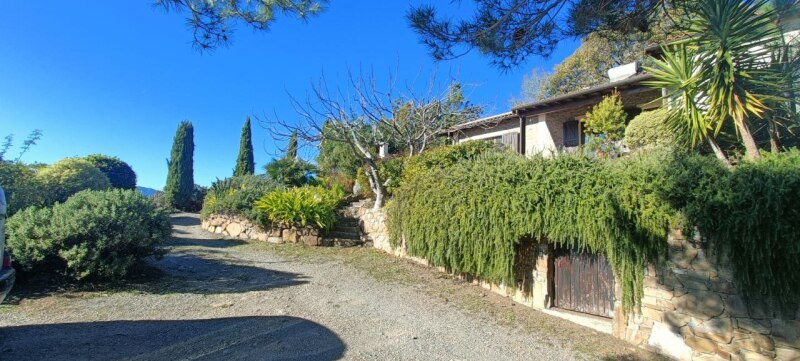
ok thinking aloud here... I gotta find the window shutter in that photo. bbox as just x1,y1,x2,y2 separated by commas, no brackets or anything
563,121,580,147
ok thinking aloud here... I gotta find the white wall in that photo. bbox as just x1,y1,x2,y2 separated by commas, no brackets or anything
525,114,556,157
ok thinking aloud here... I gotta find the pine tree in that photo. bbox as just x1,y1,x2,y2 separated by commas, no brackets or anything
234,117,255,176
164,121,195,210
286,130,298,159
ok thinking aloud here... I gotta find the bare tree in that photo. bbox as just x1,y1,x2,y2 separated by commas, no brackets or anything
262,69,481,209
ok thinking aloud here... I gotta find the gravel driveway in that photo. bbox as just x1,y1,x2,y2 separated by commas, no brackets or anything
0,213,659,361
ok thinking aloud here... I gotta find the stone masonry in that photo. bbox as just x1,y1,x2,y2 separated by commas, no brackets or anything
351,200,800,361
615,230,800,361
201,214,323,246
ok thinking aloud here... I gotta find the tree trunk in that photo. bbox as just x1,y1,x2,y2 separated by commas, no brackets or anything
736,119,761,161
364,159,386,209
708,137,732,167
769,121,782,153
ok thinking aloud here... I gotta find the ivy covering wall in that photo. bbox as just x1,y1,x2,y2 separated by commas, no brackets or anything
387,146,800,310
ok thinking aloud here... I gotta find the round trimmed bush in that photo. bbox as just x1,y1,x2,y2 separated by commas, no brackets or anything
6,189,171,281
0,161,43,215
37,158,111,204
624,108,673,150
84,154,137,190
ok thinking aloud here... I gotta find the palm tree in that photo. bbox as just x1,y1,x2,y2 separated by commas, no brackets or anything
646,0,786,161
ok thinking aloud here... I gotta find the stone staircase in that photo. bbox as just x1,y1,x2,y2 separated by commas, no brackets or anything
321,198,372,247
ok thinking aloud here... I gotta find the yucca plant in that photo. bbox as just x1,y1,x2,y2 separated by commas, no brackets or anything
646,0,787,161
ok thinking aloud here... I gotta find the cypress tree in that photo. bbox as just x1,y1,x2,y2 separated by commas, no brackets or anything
286,130,298,159
164,121,195,210
234,117,255,176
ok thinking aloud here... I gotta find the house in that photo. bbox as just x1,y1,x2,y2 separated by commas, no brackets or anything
443,64,662,156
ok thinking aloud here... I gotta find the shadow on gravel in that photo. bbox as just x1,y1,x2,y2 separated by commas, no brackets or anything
167,235,248,249
171,215,202,226
0,316,346,361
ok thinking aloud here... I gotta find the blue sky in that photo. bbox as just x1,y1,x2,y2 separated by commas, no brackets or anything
0,1,578,189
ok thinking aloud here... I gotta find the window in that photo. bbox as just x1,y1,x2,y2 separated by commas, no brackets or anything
501,133,520,152
563,120,580,147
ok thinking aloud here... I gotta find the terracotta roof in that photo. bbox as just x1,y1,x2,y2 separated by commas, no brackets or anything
511,73,653,113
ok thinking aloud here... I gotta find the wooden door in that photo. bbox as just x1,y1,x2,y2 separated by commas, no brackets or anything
553,248,615,318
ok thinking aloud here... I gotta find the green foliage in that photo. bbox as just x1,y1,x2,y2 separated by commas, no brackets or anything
388,149,682,310
402,140,500,183
0,130,43,162
36,158,112,205
201,175,281,223
583,94,627,141
233,117,255,177
164,121,195,211
265,157,316,187
624,109,674,150
377,157,406,195
6,189,171,281
672,150,800,305
0,161,43,216
389,147,800,308
286,130,298,159
317,122,362,180
84,154,137,190
254,186,344,230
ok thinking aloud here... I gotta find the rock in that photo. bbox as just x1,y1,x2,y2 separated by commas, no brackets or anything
675,290,725,320
724,295,749,318
739,349,773,361
282,228,299,243
226,222,243,237
736,318,771,335
692,317,733,343
684,334,719,354
214,226,223,234
301,235,321,246
665,311,692,327
267,236,284,244
772,319,800,348
671,245,698,269
775,346,800,361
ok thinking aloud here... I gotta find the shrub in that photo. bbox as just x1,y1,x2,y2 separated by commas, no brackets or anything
36,158,111,205
624,108,673,150
582,93,627,141
84,154,137,190
402,140,500,183
255,186,344,230
6,189,171,281
202,175,280,223
377,156,406,195
0,161,43,215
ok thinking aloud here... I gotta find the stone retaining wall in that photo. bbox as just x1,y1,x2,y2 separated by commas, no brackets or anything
201,214,323,246
616,231,800,361
352,202,800,360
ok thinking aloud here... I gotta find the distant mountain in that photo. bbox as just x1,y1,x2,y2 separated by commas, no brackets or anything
136,186,160,198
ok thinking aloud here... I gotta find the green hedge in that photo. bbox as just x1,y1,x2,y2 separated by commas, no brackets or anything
37,158,111,205
6,189,171,281
388,147,800,309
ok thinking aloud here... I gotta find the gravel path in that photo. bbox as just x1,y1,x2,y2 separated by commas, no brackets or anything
0,213,657,361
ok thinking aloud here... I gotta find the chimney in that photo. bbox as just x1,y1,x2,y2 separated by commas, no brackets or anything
608,62,639,82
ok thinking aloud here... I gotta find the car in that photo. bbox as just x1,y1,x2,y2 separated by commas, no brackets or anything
0,186,15,304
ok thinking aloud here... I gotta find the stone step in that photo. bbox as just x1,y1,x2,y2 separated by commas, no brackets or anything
321,238,364,247
324,231,361,240
332,225,360,234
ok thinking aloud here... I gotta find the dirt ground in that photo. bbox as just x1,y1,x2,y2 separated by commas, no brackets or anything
0,213,663,361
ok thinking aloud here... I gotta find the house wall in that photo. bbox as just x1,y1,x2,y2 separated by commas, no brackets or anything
455,87,662,156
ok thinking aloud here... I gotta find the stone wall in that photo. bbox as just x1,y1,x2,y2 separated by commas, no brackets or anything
353,201,800,360
351,202,552,310
615,231,800,361
201,214,323,246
